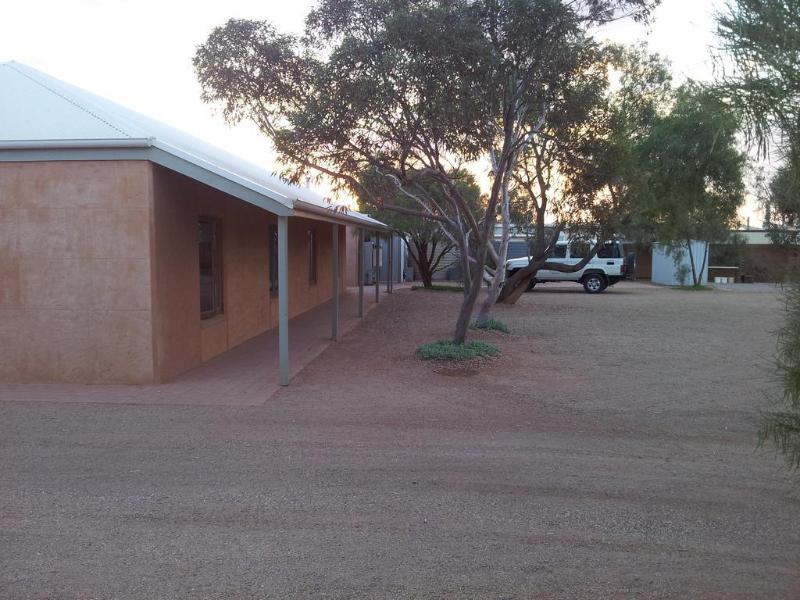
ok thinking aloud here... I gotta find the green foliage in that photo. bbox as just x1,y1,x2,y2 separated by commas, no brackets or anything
716,0,800,245
358,170,483,287
194,0,659,340
716,0,800,155
417,340,501,361
673,260,691,287
759,278,800,470
470,318,510,333
631,84,745,285
410,284,465,292
710,233,746,267
193,0,623,190
358,169,482,238
559,44,673,240
765,156,800,246
499,43,673,303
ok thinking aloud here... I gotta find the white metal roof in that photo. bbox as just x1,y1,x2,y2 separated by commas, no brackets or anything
0,61,385,228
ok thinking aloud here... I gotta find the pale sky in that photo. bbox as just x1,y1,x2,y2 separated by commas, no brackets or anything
1,0,758,222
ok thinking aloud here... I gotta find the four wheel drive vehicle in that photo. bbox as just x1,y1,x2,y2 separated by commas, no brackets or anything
505,240,631,294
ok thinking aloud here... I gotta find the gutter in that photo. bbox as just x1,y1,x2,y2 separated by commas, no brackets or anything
0,138,154,150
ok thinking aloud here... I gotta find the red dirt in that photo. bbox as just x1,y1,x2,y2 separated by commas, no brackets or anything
1,281,797,598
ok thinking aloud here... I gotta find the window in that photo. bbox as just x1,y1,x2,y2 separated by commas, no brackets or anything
569,241,590,259
597,242,622,259
199,218,222,319
307,229,317,284
269,224,279,294
547,244,567,259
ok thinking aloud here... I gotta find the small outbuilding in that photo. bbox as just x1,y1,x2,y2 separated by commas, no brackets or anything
650,241,709,286
0,62,388,385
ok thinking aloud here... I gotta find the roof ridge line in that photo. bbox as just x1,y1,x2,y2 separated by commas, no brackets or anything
6,63,134,139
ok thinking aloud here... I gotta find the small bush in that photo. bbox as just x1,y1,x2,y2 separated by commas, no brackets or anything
470,318,510,333
417,340,501,361
759,278,800,470
671,284,713,291
410,284,465,292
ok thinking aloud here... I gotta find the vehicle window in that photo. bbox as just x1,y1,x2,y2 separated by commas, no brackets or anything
597,242,621,258
569,241,590,259
547,245,567,259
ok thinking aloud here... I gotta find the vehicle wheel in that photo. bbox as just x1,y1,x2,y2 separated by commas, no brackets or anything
582,273,607,294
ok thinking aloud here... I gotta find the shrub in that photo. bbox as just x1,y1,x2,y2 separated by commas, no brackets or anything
470,318,510,333
759,278,800,470
671,284,713,291
417,340,500,361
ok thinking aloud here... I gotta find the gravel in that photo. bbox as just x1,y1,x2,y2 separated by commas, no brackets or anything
1,281,798,599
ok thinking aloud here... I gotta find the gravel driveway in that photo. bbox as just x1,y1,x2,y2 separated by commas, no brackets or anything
1,282,798,599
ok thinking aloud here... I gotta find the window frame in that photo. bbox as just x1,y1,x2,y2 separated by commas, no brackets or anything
198,217,223,320
269,224,279,295
307,229,317,285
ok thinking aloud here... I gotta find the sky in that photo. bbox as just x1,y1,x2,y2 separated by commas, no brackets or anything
1,0,758,222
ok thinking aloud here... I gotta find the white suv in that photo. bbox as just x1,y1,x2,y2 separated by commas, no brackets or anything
506,240,630,294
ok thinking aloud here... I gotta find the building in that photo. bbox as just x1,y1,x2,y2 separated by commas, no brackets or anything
345,229,408,286
0,62,388,385
632,230,800,283
650,241,709,286
711,229,800,283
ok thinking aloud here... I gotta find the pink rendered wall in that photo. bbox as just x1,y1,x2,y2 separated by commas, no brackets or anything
151,166,346,383
0,161,155,383
0,160,347,384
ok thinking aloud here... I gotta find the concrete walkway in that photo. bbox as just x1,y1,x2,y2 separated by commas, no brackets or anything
0,287,384,407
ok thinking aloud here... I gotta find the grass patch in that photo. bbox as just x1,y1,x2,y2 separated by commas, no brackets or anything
470,318,510,333
417,339,501,361
671,284,714,291
411,284,465,292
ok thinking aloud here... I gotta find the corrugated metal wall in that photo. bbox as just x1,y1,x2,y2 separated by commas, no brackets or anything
362,233,406,283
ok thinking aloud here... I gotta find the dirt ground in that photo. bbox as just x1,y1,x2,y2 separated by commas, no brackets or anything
1,282,798,599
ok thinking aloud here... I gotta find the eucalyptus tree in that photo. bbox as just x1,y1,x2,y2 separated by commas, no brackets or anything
633,84,746,286
716,0,800,155
357,170,484,289
194,0,656,343
716,0,800,243
496,44,672,304
760,279,800,471
716,0,800,471
764,163,800,246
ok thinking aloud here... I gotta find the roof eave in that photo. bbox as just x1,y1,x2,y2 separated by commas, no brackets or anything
293,199,389,230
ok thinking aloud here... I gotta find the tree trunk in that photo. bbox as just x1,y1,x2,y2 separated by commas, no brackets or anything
453,254,484,344
686,239,698,286
497,165,552,305
405,238,434,288
497,222,558,304
417,241,434,287
459,232,473,299
499,272,535,304
418,268,433,287
476,178,511,324
453,213,495,343
697,241,709,286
